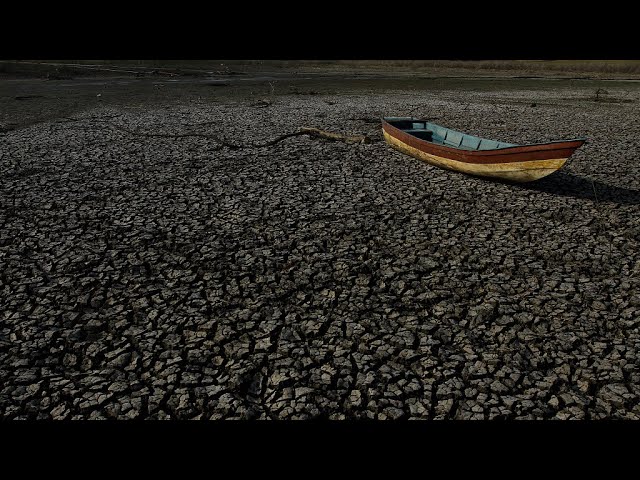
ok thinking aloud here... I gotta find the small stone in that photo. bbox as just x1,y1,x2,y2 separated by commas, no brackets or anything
348,390,362,407
294,387,314,398
63,354,77,367
50,404,68,419
490,380,509,393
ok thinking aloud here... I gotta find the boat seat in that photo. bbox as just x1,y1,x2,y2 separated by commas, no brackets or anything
443,130,463,147
406,129,433,141
478,139,500,150
426,123,448,141
461,135,481,150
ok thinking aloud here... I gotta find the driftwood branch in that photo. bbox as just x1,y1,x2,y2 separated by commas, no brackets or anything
242,128,372,147
60,117,374,148
298,127,372,144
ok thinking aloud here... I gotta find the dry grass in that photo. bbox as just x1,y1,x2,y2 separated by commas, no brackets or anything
3,59,640,78
293,60,640,75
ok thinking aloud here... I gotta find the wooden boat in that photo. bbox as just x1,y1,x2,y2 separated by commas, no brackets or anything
382,117,585,182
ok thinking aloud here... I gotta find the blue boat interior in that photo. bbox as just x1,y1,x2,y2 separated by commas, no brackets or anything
384,117,518,151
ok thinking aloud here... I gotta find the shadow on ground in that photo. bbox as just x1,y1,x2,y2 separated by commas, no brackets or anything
519,171,640,205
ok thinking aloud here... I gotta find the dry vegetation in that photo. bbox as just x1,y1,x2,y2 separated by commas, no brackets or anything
295,60,640,76
3,60,640,79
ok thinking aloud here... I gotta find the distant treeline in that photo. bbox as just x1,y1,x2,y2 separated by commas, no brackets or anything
3,59,640,78
280,60,640,75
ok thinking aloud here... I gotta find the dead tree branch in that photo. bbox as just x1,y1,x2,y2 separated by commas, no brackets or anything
59,117,375,148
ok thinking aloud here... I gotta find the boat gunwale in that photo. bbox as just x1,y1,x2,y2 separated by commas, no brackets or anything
381,118,586,157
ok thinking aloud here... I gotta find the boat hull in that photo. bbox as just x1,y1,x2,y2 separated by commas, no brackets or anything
382,120,584,183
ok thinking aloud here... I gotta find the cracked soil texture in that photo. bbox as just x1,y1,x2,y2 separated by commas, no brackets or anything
1,76,640,419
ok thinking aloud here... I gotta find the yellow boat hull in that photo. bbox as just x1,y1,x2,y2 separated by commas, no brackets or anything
383,130,568,183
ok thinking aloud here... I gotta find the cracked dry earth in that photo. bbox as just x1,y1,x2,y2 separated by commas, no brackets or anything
1,86,640,420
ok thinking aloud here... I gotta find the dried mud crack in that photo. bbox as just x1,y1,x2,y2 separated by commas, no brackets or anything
1,80,640,419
